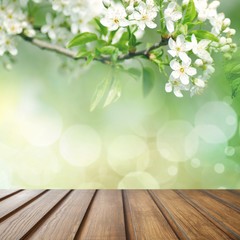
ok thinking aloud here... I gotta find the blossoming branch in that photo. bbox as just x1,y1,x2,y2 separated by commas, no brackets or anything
0,0,237,108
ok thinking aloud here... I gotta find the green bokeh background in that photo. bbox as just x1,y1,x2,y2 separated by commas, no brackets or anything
0,1,239,189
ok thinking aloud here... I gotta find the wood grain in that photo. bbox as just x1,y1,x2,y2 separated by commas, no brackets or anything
0,190,239,240
27,190,95,240
204,190,240,211
0,190,22,201
0,190,46,222
150,190,231,240
76,190,126,240
0,190,70,240
177,190,240,240
125,190,178,240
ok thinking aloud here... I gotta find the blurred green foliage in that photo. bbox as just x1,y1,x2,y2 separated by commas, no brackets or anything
0,0,239,189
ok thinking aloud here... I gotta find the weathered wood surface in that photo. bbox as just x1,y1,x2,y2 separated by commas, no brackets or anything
0,190,239,240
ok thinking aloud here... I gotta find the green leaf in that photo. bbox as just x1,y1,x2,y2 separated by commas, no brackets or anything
129,33,137,48
114,32,129,53
183,0,197,24
225,50,240,98
90,73,121,111
67,32,98,48
94,18,108,36
99,46,118,55
142,68,155,97
90,76,112,111
128,68,142,81
225,63,240,81
76,49,90,58
103,78,121,107
191,30,219,42
231,78,240,98
86,54,95,65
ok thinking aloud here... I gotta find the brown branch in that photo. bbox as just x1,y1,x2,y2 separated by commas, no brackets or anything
21,35,77,59
21,35,169,63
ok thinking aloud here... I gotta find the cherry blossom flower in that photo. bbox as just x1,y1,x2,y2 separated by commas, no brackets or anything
130,1,158,30
0,36,18,56
101,5,129,31
170,60,197,85
168,35,192,63
191,35,212,63
41,14,64,40
165,76,190,98
164,2,182,33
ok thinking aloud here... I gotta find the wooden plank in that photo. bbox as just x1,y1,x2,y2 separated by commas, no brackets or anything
177,190,240,240
122,191,136,240
0,190,22,201
204,190,240,211
0,190,46,221
124,190,178,240
27,190,95,240
150,190,231,240
75,190,126,240
0,190,70,240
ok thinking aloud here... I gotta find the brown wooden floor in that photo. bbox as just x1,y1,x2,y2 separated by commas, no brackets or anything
0,190,239,240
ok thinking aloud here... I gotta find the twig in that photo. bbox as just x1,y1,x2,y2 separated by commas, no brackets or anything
21,35,77,58
21,35,169,63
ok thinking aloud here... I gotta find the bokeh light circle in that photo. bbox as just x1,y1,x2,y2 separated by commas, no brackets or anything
191,158,201,168
107,135,149,176
167,165,178,176
201,158,240,188
13,147,61,187
224,146,236,157
18,104,62,147
214,163,225,174
118,171,159,189
157,120,199,162
60,125,102,167
195,101,237,143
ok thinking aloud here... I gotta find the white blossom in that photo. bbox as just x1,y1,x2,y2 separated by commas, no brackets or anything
164,2,182,33
101,5,129,31
165,76,189,98
41,14,64,40
170,59,197,85
191,34,212,63
130,1,158,30
0,36,18,56
168,35,192,63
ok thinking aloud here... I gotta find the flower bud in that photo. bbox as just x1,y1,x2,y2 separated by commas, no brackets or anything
102,0,111,8
149,53,156,60
126,5,134,14
226,38,232,44
211,1,220,8
195,59,204,67
194,78,206,88
221,45,230,53
229,29,236,36
223,18,231,27
219,37,226,45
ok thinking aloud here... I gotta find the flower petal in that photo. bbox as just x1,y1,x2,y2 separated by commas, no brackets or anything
174,89,184,98
186,67,197,76
180,73,190,85
170,60,180,70
146,21,157,29
166,20,174,33
168,38,176,49
171,70,181,79
165,83,173,93
179,52,191,63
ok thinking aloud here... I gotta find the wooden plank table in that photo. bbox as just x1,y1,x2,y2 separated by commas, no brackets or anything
0,190,239,240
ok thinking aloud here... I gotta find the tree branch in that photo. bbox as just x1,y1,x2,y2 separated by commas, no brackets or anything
21,35,169,63
21,35,77,59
